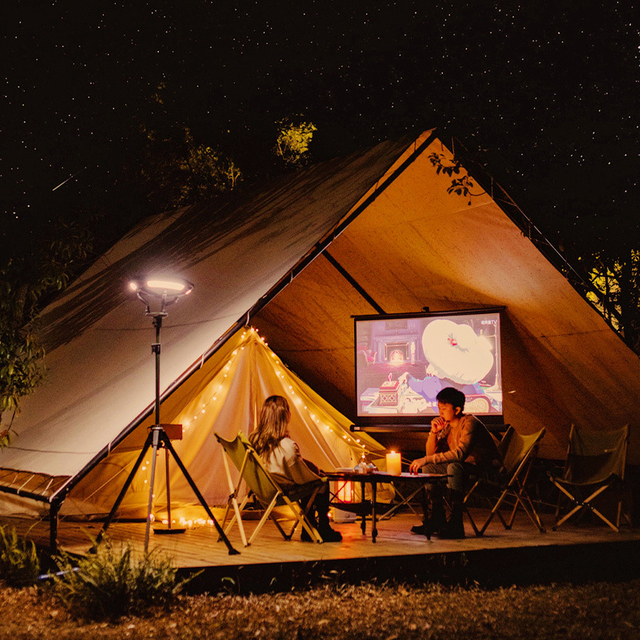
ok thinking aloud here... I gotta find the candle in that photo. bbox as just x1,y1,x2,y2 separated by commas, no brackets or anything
386,451,402,476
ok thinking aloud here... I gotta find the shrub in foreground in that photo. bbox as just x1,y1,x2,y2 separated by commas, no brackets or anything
53,541,189,619
0,524,40,586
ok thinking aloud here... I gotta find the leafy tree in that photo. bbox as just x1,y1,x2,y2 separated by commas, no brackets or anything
177,130,243,201
274,117,317,167
579,250,640,353
138,126,242,211
0,220,93,446
134,85,242,211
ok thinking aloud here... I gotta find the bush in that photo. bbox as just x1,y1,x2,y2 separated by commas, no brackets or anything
0,524,41,587
53,540,189,619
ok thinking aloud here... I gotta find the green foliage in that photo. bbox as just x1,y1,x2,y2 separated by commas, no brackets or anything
137,84,242,212
139,125,242,210
274,117,317,166
177,130,243,202
53,541,189,620
428,152,485,205
0,524,41,587
0,220,94,442
582,249,640,351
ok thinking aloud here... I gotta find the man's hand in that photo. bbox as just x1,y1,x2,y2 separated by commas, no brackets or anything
431,416,447,433
409,456,428,474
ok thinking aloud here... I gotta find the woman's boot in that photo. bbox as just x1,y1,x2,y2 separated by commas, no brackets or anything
317,509,342,542
302,489,342,542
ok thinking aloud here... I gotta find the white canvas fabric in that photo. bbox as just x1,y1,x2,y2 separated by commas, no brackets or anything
0,137,409,484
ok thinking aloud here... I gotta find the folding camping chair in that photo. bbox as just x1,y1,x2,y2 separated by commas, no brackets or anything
214,432,324,546
464,426,546,536
549,424,630,532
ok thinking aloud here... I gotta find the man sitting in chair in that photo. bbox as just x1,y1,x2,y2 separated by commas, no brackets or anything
409,387,501,539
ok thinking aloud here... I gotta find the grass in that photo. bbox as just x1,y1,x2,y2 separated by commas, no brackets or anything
0,524,40,587
0,578,639,639
52,540,194,620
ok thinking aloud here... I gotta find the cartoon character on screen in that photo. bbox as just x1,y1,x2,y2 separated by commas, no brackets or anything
398,319,496,410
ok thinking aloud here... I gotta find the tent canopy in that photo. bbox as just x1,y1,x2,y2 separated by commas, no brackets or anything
1,136,410,481
255,135,640,463
2,129,639,517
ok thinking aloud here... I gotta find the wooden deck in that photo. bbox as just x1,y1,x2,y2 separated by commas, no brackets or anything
3,508,640,592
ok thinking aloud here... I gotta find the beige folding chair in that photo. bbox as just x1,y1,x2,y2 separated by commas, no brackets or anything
215,432,324,546
465,426,546,536
549,424,630,532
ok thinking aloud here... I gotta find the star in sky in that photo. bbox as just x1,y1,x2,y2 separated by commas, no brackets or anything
1,0,638,257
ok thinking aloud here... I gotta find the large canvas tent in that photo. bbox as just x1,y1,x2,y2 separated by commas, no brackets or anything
1,129,639,528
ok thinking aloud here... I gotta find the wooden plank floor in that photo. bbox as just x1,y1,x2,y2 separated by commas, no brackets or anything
2,509,638,570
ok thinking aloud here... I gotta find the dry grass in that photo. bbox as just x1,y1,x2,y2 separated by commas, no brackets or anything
1,578,639,639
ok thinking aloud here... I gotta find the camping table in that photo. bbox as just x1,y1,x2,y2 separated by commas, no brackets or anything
325,471,449,542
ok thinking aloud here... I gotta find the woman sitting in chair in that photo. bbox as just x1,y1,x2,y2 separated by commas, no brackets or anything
249,395,342,542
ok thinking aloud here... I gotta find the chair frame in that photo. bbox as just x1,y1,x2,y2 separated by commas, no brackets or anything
215,432,324,546
549,424,630,532
464,426,547,537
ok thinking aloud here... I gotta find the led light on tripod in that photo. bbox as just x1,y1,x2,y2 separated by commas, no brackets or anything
128,276,194,298
147,279,188,292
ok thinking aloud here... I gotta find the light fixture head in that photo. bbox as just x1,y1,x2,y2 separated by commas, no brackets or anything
129,276,193,297
129,275,194,315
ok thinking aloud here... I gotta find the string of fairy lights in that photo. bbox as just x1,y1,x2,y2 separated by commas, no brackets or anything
178,326,371,454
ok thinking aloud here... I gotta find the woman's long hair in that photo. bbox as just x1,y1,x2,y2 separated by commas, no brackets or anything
249,395,291,458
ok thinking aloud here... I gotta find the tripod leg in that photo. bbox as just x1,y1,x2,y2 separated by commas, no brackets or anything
165,447,172,530
162,435,239,555
95,434,153,548
144,428,162,551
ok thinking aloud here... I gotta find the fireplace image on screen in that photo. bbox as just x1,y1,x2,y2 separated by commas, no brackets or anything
385,342,410,363
355,310,502,419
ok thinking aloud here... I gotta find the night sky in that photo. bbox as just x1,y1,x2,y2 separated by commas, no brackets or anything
2,1,638,260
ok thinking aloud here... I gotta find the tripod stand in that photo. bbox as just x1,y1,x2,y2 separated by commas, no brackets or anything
97,421,238,554
97,286,238,555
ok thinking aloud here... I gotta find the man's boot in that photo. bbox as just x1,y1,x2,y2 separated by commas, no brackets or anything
412,490,446,535
426,502,447,535
438,490,465,539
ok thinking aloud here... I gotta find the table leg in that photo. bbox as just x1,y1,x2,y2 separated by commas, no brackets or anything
359,480,367,535
421,485,431,541
372,482,378,543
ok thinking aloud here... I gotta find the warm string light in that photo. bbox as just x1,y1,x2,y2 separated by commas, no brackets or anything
303,396,366,453
140,327,377,527
160,517,215,529
162,327,372,457
181,342,243,432
180,327,258,433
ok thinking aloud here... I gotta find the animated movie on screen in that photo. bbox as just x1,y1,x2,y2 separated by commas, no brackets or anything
355,312,502,417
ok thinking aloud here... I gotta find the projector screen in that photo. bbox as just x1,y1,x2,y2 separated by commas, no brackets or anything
355,309,503,423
